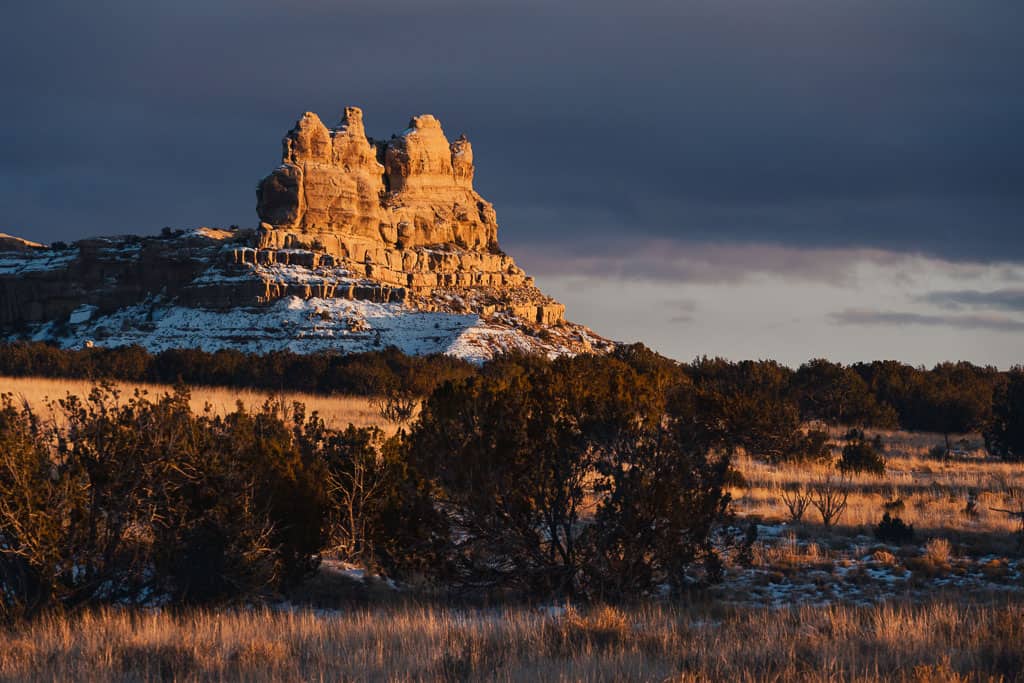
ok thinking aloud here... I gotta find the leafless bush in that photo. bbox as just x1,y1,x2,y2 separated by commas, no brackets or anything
323,428,388,563
779,482,813,522
373,390,417,426
811,475,849,529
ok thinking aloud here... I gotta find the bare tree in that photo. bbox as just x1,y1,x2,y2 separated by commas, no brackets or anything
780,482,813,522
811,475,849,529
323,429,389,564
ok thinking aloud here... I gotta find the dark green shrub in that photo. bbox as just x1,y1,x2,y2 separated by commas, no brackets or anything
874,513,915,544
406,354,729,600
838,429,886,475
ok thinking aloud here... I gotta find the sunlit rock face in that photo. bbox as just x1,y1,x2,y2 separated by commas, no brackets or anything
258,107,497,253
254,107,561,322
0,106,611,361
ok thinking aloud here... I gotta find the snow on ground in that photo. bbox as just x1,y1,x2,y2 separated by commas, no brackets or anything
711,523,1024,609
25,296,578,363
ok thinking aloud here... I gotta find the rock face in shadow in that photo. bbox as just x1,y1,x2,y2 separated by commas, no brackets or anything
0,106,610,360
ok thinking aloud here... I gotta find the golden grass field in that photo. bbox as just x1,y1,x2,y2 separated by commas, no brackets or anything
0,374,386,431
1,600,1021,682
730,428,1024,553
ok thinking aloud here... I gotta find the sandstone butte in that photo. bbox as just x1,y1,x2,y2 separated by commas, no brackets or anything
0,107,611,361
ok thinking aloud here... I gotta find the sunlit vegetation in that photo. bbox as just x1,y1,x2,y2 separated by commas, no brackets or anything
0,600,1021,681
1,344,1022,681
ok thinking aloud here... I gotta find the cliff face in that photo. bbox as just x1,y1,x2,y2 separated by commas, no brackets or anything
251,107,565,326
0,107,610,361
257,108,497,251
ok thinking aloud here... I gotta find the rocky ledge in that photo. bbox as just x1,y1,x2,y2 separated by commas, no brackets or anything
0,107,610,361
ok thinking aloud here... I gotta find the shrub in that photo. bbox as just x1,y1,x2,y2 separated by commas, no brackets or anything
780,483,813,522
722,466,747,489
0,386,332,617
406,354,729,600
871,549,898,566
837,429,886,475
924,538,952,566
796,429,833,461
372,390,417,426
811,476,849,529
874,513,915,544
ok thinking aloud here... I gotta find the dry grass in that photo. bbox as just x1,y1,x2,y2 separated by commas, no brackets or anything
0,375,390,432
730,429,1024,553
0,599,1021,682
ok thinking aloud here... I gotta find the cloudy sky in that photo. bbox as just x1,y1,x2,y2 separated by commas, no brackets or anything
2,1,1022,367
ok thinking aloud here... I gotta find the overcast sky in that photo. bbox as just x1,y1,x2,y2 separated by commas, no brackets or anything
2,1,1022,367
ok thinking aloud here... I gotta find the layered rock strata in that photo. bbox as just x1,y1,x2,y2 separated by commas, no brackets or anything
253,107,564,325
0,107,606,360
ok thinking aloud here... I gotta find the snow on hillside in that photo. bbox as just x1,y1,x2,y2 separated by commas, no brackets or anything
25,296,599,363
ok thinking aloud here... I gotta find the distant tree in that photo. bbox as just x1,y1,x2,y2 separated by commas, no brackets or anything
985,368,1024,461
921,363,997,455
686,358,806,462
792,359,897,427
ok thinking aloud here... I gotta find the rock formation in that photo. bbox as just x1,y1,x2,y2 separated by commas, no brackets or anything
0,107,610,361
257,108,497,252
250,107,566,325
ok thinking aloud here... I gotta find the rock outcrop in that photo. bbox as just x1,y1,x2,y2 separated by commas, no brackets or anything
0,233,45,252
252,107,563,325
257,108,497,252
0,107,610,361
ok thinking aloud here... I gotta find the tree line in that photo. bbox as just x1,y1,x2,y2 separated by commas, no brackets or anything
0,343,476,397
0,342,1013,443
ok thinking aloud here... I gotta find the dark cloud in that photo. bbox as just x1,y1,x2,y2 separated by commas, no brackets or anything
0,1,1021,263
918,289,1024,312
829,309,1024,332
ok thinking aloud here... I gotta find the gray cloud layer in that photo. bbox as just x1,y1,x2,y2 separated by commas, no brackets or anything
918,289,1024,312
830,309,1024,333
516,238,915,285
1,1,1022,263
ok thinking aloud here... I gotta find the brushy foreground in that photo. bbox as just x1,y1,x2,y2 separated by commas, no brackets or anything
1,600,1021,682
